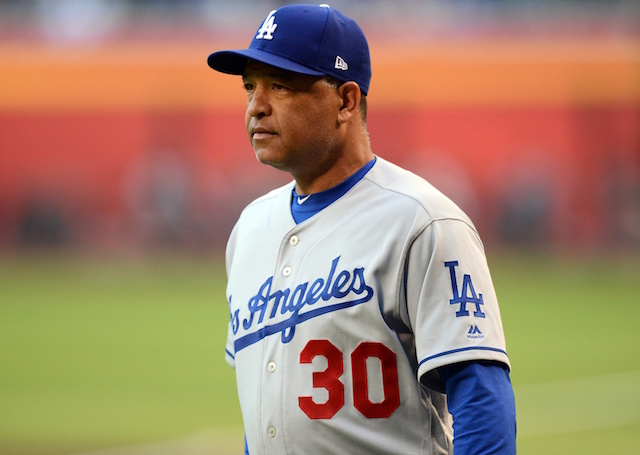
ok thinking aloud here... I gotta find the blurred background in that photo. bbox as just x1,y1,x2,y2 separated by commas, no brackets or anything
1,1,639,454
1,0,638,254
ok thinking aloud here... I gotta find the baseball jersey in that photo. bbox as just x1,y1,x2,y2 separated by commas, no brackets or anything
224,156,510,455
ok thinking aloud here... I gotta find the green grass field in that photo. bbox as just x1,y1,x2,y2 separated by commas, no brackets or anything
1,251,639,454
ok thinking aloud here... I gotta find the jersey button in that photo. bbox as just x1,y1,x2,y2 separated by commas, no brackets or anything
282,266,292,277
267,426,277,438
267,361,276,372
289,235,299,246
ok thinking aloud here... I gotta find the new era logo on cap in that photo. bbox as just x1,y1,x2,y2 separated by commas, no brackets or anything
207,4,371,95
334,56,348,71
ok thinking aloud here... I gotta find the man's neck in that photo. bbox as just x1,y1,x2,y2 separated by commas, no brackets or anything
294,136,373,195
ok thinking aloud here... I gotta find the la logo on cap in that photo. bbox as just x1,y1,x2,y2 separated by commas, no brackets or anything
256,10,277,40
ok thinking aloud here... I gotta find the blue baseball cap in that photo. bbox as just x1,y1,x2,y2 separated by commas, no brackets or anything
207,4,371,95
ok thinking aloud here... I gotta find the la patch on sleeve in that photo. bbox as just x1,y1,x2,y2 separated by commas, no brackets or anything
445,260,488,340
444,261,486,318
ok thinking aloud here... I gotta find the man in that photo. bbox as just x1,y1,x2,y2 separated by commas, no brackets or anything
207,4,516,454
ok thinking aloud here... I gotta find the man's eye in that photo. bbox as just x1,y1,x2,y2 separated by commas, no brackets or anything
243,82,254,91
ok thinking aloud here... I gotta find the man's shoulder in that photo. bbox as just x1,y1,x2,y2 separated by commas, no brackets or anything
226,180,294,251
241,181,293,212
365,157,469,222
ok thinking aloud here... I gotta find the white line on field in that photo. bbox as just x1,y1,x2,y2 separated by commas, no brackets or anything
514,369,640,438
72,370,640,453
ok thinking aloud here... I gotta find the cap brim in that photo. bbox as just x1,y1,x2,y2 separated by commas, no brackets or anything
207,49,325,77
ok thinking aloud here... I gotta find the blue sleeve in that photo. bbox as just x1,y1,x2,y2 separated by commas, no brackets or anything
244,435,249,455
438,362,517,455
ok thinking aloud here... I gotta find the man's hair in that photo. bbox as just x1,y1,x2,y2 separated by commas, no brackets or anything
323,76,368,124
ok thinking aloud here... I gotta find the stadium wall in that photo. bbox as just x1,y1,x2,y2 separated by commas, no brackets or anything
1,37,639,251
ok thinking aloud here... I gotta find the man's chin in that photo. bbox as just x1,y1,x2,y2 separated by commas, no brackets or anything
254,152,289,172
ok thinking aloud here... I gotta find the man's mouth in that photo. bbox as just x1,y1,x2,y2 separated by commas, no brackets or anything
252,127,276,141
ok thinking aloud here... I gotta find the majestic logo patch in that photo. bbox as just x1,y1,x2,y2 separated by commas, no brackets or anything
467,325,484,339
445,261,486,318
256,10,278,40
230,256,374,352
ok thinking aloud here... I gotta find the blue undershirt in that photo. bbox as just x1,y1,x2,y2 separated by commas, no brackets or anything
242,158,517,454
439,362,517,454
290,157,376,224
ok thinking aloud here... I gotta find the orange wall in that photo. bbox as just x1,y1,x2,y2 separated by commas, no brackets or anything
1,37,639,249
2,38,639,109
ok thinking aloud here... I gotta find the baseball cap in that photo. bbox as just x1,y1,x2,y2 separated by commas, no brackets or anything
207,4,371,95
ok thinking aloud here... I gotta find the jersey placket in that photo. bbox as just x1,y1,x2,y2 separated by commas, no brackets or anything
259,229,304,453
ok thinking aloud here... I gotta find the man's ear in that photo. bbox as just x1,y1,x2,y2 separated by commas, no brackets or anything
337,81,361,124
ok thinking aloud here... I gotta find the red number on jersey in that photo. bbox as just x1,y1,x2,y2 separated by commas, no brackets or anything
298,340,400,419
298,339,345,419
351,342,400,418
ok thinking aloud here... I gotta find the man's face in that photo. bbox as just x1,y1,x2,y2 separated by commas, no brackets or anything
243,61,343,180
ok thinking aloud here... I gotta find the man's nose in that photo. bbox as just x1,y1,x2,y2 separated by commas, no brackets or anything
247,85,271,118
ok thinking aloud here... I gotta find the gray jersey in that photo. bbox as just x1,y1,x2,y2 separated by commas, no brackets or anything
225,157,510,455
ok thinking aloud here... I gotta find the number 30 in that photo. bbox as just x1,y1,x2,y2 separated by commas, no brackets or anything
298,340,400,419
